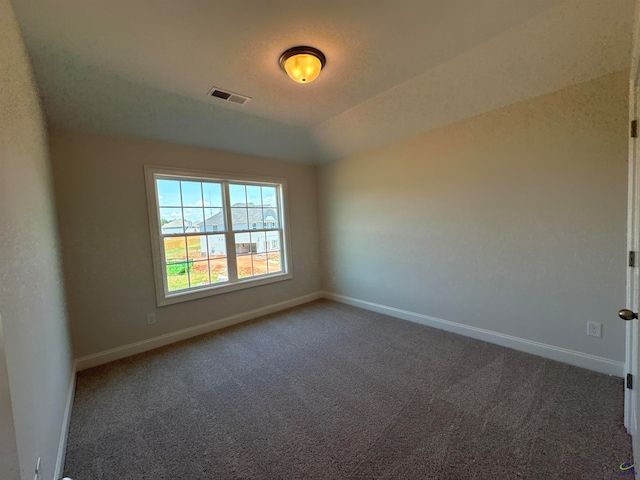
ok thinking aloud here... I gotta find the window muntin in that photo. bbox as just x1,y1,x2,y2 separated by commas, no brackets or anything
145,166,291,306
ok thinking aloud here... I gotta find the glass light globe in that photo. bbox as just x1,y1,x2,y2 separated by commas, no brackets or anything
283,54,322,83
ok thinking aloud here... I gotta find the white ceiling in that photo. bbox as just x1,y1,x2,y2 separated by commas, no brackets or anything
11,0,635,163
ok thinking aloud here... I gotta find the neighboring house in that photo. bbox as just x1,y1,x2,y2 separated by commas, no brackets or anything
199,203,278,232
161,218,196,234
196,203,279,255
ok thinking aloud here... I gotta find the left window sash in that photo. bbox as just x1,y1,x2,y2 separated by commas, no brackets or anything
154,175,230,296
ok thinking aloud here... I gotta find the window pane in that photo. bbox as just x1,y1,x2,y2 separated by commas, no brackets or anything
231,207,248,231
160,208,184,234
164,236,189,292
189,261,210,287
251,231,266,253
263,207,279,228
164,237,187,263
202,182,223,208
235,233,253,278
166,265,189,292
248,208,262,229
204,208,224,232
262,186,277,207
267,251,282,273
209,258,228,283
183,208,204,232
237,255,252,278
252,254,268,275
206,234,226,258
266,231,280,251
157,179,181,207
246,185,262,206
234,232,252,254
181,181,203,207
186,235,207,261
229,184,246,206
251,231,267,275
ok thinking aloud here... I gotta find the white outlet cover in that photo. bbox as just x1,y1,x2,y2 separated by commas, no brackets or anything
587,321,602,338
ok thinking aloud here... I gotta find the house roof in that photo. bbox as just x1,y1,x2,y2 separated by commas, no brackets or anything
202,204,276,228
10,0,635,163
161,219,190,229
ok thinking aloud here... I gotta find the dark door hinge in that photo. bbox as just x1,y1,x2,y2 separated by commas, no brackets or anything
630,251,636,268
632,120,638,138
627,373,633,390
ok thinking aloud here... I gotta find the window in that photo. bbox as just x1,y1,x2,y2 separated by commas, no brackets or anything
145,166,292,306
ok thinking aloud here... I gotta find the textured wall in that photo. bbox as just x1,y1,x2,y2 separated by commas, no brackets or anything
0,0,74,479
319,71,629,364
49,130,322,358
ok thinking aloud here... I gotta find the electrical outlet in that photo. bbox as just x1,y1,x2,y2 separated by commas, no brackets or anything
147,313,156,325
587,321,602,338
331,276,336,285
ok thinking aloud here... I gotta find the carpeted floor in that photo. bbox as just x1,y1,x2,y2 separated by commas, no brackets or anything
64,299,633,479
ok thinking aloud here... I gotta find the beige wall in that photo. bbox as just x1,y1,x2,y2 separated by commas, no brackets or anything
319,70,629,364
0,1,74,479
49,130,322,358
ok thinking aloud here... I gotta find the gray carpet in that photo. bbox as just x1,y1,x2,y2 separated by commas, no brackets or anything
64,300,633,479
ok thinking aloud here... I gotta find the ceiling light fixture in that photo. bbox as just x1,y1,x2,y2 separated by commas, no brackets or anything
279,46,326,84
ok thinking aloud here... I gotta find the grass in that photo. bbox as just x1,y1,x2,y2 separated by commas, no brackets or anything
167,255,228,292
167,268,213,291
166,260,193,275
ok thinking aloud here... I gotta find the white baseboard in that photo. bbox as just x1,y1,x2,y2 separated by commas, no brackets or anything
323,291,625,377
55,362,77,479
74,288,625,375
75,292,323,371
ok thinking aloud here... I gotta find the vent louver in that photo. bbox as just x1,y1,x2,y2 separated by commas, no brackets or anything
208,87,251,105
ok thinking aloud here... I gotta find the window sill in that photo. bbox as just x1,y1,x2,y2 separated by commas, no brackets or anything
157,271,294,307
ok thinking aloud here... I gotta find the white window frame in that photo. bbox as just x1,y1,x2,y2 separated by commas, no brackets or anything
144,165,293,306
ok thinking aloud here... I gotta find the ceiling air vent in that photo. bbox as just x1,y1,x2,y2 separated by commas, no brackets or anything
208,86,251,105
